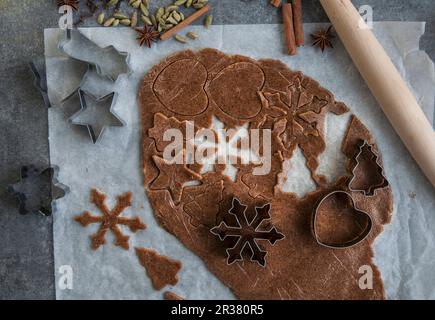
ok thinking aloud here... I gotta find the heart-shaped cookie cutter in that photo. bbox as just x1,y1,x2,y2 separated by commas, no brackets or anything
312,190,373,249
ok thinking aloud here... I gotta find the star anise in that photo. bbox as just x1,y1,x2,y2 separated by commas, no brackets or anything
57,0,79,11
135,25,160,48
311,25,335,52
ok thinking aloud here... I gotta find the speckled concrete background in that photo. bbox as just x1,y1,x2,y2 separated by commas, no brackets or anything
0,0,434,300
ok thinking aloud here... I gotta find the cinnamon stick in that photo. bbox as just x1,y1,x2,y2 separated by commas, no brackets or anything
160,5,211,41
270,0,282,7
282,3,297,55
292,0,304,46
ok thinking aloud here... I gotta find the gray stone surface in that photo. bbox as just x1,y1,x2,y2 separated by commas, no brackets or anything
0,0,434,300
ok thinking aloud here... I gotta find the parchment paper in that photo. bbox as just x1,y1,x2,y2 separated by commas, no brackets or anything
45,22,435,300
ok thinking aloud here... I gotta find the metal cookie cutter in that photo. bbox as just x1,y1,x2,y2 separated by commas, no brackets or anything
29,58,51,108
211,197,285,267
8,165,69,216
68,89,125,144
59,29,131,82
348,140,389,196
312,190,373,249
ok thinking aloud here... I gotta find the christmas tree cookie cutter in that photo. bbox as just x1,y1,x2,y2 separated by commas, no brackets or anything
67,89,125,144
348,140,389,196
8,165,69,216
312,190,373,250
59,29,131,82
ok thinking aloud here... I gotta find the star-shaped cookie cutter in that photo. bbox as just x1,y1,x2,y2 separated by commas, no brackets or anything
68,89,125,144
29,59,51,108
59,29,131,82
8,165,69,216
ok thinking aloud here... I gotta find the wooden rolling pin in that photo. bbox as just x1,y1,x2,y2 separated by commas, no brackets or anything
320,0,435,187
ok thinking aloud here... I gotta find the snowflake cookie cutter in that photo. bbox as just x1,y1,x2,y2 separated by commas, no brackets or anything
8,165,69,216
312,190,373,250
348,140,389,196
59,29,131,82
67,89,125,144
210,197,285,267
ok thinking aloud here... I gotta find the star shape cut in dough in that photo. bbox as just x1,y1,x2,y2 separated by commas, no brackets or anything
150,155,202,204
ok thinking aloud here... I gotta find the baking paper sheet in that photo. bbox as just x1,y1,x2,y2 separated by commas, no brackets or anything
45,22,435,300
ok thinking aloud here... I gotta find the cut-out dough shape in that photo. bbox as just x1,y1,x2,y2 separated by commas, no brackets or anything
75,189,146,250
135,247,182,291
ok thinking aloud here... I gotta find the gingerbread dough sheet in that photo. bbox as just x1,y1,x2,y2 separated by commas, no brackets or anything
45,23,435,299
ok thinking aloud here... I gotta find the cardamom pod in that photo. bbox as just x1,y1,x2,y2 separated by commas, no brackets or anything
193,3,205,9
120,19,131,26
131,11,138,27
172,11,181,22
131,0,141,8
140,3,149,16
142,0,150,8
112,19,120,27
156,7,165,21
151,15,158,28
113,12,129,20
204,15,213,28
158,17,166,26
175,34,188,43
166,5,179,13
141,15,153,26
107,0,119,7
187,31,199,39
97,13,105,25
174,0,187,6
186,0,193,8
103,17,115,27
166,16,178,25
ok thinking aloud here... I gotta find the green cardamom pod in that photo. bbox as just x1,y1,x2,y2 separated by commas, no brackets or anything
97,13,105,25
131,11,138,27
204,15,213,28
175,34,188,43
103,17,115,27
120,19,131,26
187,31,199,39
141,15,153,26
174,0,187,6
140,3,149,16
